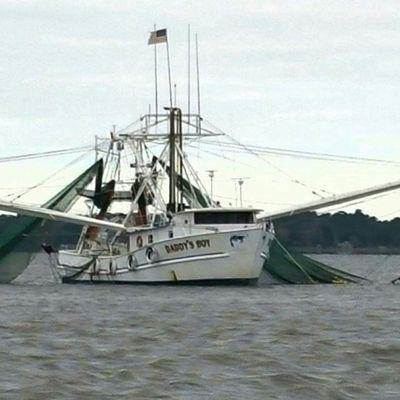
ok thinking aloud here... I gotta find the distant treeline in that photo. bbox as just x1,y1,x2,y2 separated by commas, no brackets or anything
275,210,400,253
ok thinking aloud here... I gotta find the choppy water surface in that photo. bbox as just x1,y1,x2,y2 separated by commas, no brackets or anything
0,254,399,399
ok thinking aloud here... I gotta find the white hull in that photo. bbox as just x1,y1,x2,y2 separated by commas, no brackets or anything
56,228,273,284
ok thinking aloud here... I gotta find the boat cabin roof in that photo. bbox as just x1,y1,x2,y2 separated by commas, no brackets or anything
125,208,261,232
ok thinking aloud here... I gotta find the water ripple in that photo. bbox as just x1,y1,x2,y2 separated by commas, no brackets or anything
0,254,399,398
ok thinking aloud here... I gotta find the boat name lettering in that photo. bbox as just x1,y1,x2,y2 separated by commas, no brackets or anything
165,239,210,253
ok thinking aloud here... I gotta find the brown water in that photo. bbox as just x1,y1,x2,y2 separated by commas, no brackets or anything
1,254,399,399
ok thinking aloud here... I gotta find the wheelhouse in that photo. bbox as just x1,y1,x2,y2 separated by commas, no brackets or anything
173,208,261,229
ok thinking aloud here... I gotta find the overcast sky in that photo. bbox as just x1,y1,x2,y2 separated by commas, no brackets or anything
1,0,400,218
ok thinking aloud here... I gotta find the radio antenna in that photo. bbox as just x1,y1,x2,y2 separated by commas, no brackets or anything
195,32,201,134
153,24,158,123
187,24,191,133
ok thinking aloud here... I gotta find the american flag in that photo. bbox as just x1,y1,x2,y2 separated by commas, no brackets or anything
148,29,167,45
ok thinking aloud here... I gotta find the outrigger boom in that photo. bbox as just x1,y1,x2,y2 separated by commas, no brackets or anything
0,199,126,231
259,178,400,221
2,176,400,228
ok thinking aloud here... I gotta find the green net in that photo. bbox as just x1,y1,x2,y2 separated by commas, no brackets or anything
177,174,210,208
264,238,369,284
0,159,103,283
153,156,211,208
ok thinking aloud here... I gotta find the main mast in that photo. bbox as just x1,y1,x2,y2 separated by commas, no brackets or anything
166,107,184,214
168,107,176,213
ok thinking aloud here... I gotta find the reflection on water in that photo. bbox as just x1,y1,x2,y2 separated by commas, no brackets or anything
0,254,399,399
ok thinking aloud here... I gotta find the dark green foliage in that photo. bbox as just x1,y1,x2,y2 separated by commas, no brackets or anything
276,209,400,251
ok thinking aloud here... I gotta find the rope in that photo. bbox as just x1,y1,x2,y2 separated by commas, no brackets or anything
61,256,97,282
226,133,333,198
273,236,316,284
0,145,93,163
9,149,94,202
199,138,400,167
200,121,332,199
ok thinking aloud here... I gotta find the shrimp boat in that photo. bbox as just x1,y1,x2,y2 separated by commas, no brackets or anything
46,107,275,284
3,29,400,285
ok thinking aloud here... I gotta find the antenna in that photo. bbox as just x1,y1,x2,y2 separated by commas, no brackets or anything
206,170,216,202
94,135,98,161
187,24,191,133
174,83,177,106
232,177,250,207
153,24,158,123
195,33,201,134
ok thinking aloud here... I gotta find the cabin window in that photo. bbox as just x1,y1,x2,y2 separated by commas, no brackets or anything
194,211,254,224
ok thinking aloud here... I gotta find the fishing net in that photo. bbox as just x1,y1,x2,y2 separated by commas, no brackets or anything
0,159,103,283
264,238,370,284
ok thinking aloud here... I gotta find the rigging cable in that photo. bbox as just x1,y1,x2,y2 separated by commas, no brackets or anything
0,145,93,164
7,148,95,203
199,139,400,167
203,121,331,199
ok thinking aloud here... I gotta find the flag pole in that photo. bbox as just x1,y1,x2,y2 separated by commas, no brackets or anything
153,24,158,124
166,36,173,107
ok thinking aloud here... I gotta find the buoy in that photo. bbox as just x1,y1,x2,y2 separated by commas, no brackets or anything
128,254,138,271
